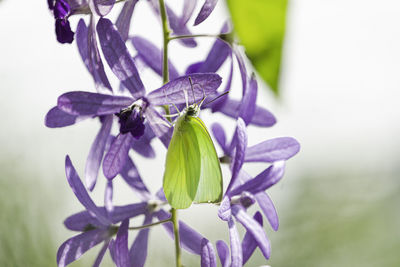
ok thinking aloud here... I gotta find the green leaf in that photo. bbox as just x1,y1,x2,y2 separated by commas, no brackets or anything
227,0,288,95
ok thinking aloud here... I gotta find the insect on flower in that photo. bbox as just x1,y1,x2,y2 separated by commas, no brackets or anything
163,78,227,209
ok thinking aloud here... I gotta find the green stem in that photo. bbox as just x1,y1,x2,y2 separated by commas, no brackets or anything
128,218,171,230
169,34,219,41
158,1,182,267
171,208,181,267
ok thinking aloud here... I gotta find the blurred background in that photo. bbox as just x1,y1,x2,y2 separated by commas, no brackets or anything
0,0,399,266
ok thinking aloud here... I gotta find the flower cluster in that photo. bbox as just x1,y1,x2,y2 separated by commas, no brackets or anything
46,0,300,266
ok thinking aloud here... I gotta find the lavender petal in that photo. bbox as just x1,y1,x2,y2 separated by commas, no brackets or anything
120,157,152,201
181,0,197,25
157,210,204,254
201,239,217,267
65,156,110,226
209,57,233,112
232,205,270,260
103,133,133,179
147,73,222,106
239,74,257,125
116,0,139,42
216,240,229,267
198,38,230,73
57,228,110,267
76,18,113,93
144,107,173,148
241,212,263,265
93,240,110,267
245,137,300,162
228,218,243,267
218,196,232,221
105,180,114,214
58,91,134,116
218,98,276,127
129,215,152,267
255,192,279,231
166,5,197,47
97,18,145,99
228,161,286,196
89,0,115,17
131,125,156,158
131,36,179,80
226,118,247,194
45,106,80,128
115,219,130,267
85,115,113,191
233,47,247,94
211,123,228,155
194,0,218,25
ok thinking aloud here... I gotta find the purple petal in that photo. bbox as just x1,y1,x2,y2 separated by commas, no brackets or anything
57,229,110,267
105,180,114,214
97,18,145,99
232,205,270,260
120,157,152,201
245,137,300,162
228,161,286,196
64,203,147,231
194,0,218,26
157,210,204,254
55,19,74,44
115,219,130,267
65,156,110,226
201,239,217,267
181,0,197,25
116,0,139,42
241,212,263,264
144,107,173,148
239,191,256,208
85,115,113,191
216,240,229,267
45,106,81,128
89,0,115,17
218,196,232,221
218,98,276,127
211,123,228,155
239,74,257,125
209,57,233,112
131,125,156,158
131,36,179,80
166,5,197,47
129,215,152,267
199,37,231,73
185,61,202,74
228,218,243,267
58,91,134,116
76,18,113,93
255,192,279,231
54,0,70,19
233,47,247,94
147,73,222,106
93,240,110,267
103,133,133,179
226,118,247,193
108,239,116,264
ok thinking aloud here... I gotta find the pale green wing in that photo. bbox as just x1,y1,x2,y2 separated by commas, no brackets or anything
163,116,201,209
190,117,223,204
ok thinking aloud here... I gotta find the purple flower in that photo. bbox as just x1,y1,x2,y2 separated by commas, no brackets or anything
48,0,75,44
46,18,222,185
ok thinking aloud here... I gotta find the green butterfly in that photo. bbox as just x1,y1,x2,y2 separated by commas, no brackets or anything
163,81,224,209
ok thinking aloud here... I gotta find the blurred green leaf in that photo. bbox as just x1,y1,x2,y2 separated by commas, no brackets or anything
227,0,288,95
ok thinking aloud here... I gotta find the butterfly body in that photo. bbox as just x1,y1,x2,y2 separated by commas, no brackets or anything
163,104,223,209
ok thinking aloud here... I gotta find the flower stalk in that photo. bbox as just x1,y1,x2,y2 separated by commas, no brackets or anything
158,0,182,266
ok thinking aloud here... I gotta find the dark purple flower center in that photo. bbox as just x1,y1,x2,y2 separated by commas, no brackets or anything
116,107,145,139
55,19,74,44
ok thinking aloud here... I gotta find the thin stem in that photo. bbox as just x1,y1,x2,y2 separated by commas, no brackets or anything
171,208,181,267
169,34,219,41
158,1,182,267
128,218,171,230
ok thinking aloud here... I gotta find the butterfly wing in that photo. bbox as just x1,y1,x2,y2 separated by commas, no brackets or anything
190,117,223,204
163,116,201,209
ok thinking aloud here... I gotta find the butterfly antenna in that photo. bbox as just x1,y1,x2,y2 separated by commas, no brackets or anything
188,76,196,105
203,90,230,106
